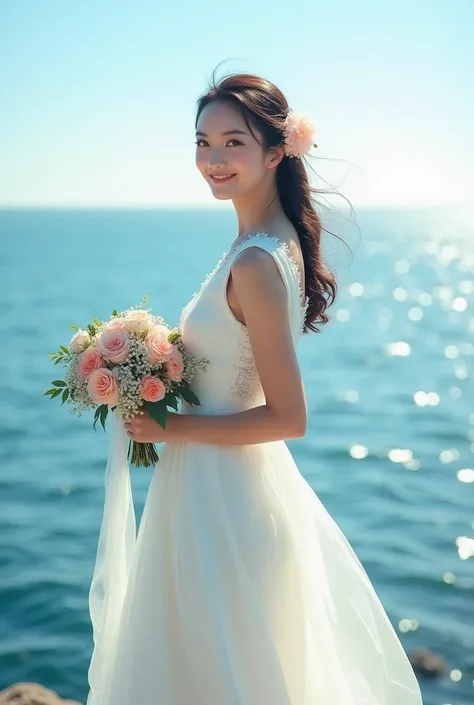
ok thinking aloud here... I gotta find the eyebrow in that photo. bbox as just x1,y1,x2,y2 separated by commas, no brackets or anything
195,129,248,137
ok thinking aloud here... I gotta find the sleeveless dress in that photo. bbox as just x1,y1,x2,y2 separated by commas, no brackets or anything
86,233,423,705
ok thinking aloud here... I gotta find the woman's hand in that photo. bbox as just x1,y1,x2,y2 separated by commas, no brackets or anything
123,408,170,443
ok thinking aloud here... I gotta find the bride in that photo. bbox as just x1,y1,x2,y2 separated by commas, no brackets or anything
86,68,424,704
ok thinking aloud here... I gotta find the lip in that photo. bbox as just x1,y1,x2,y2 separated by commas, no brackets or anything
210,174,236,184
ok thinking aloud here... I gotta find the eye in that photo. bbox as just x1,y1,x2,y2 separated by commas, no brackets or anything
194,139,242,148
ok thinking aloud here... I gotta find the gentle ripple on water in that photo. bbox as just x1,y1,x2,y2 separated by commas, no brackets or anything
0,207,473,704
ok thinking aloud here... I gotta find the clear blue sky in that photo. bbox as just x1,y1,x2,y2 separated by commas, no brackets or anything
1,0,472,208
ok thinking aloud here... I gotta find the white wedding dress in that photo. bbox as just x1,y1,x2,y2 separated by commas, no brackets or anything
86,233,423,704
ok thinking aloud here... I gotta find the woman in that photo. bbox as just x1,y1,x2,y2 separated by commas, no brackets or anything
86,70,424,704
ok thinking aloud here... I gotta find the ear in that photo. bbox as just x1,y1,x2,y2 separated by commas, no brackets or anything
266,144,286,170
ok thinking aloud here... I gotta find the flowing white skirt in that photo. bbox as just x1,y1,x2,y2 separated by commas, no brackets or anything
86,414,423,705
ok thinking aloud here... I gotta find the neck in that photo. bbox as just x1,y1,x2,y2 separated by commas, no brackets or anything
232,177,285,238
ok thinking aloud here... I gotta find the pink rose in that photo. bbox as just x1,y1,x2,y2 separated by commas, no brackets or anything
96,328,130,364
145,327,175,364
68,329,91,353
87,368,119,406
165,349,184,382
78,347,105,379
140,375,166,402
104,317,126,331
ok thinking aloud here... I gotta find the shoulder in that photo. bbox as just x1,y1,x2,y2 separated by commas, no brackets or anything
232,242,278,270
230,242,287,304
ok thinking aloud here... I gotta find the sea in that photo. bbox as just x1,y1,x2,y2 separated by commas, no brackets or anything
0,206,473,705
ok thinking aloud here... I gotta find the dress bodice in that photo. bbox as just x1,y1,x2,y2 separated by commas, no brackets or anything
179,233,309,415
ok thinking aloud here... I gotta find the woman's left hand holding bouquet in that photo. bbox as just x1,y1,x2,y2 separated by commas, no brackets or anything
123,407,171,444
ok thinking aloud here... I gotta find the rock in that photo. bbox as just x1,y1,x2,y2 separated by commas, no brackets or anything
408,648,446,677
0,683,82,705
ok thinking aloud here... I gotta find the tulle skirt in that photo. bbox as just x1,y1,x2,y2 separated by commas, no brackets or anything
86,415,423,704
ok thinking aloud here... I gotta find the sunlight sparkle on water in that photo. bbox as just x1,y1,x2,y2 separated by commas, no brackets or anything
414,391,440,407
408,307,423,321
349,444,369,459
445,345,459,359
395,260,410,274
349,282,364,297
440,245,460,263
393,287,408,302
433,286,454,302
459,280,474,295
398,618,419,633
456,536,474,560
440,449,460,464
439,448,459,465
343,390,359,403
336,309,350,322
388,449,413,463
385,341,411,357
452,297,468,312
418,292,433,306
453,361,468,380
457,469,474,483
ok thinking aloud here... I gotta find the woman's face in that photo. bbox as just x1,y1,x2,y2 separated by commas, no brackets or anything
195,100,276,201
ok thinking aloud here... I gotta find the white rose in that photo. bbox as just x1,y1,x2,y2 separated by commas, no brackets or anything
68,329,91,353
122,309,153,334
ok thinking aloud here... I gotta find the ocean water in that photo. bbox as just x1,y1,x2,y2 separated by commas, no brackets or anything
0,206,473,705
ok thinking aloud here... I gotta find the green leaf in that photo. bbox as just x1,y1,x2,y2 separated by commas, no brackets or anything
179,385,201,406
48,353,58,359
93,404,108,430
168,331,181,343
93,407,101,430
51,388,62,399
52,380,67,387
44,388,57,395
54,357,62,365
93,317,101,327
87,323,96,336
146,400,167,429
60,345,69,354
61,388,69,404
69,324,79,331
99,404,108,432
111,309,118,317
164,392,179,411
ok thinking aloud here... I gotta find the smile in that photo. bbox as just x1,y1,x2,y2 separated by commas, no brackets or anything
210,174,236,184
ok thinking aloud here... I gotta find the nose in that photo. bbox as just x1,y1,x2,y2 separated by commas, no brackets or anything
206,149,227,169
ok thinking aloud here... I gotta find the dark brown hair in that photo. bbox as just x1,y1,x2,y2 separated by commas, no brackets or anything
195,66,354,334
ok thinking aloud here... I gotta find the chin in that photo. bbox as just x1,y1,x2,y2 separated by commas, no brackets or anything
211,191,234,201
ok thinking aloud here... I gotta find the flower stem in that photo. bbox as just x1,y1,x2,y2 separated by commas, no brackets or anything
128,440,160,468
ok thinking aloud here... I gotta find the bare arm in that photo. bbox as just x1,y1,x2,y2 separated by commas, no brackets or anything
166,247,307,445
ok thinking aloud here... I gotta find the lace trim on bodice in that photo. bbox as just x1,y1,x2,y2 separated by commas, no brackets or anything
228,333,264,402
181,232,309,337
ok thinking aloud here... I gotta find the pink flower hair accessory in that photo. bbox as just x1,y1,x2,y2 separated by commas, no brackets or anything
283,110,318,159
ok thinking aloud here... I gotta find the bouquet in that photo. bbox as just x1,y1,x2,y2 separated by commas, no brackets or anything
45,296,209,467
